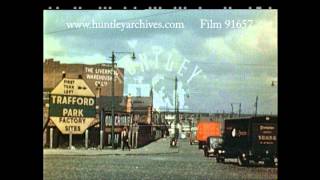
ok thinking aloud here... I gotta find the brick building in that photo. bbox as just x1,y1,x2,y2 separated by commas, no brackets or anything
43,59,156,148
44,59,124,96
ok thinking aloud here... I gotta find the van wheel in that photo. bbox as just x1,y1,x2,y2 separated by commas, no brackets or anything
264,160,275,167
216,156,225,163
204,150,208,157
237,156,248,166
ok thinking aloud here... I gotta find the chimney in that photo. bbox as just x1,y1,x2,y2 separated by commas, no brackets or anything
147,106,152,124
96,82,101,97
126,94,132,113
62,71,66,79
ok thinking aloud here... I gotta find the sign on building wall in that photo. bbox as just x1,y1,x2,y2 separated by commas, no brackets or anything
43,60,125,97
84,66,124,87
49,78,96,134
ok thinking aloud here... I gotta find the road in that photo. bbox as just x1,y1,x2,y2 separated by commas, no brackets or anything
44,138,277,180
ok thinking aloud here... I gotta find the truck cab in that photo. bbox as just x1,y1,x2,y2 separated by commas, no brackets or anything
196,121,221,149
203,136,222,157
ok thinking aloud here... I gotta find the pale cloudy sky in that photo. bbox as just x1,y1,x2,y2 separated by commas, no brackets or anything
44,10,277,114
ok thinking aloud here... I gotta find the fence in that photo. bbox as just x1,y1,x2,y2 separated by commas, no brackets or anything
44,124,165,149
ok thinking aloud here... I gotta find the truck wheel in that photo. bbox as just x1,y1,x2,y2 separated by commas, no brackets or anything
204,150,208,157
216,154,224,163
216,156,225,163
216,156,221,163
237,156,248,166
264,160,275,167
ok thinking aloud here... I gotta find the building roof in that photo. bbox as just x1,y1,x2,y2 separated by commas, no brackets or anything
131,96,152,108
97,96,153,113
97,96,127,112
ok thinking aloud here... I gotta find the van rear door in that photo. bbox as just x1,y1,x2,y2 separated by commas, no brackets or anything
251,122,277,155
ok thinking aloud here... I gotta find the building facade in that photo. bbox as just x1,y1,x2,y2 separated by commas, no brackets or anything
43,59,156,148
44,59,124,96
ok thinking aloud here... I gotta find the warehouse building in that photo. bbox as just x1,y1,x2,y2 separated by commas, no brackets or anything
43,59,158,149
44,59,124,96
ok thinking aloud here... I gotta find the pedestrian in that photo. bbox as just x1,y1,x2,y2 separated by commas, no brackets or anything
122,127,130,151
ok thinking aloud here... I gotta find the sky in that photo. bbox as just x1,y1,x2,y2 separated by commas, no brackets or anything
44,10,278,114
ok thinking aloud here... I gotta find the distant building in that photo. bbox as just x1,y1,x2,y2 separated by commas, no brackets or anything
97,95,153,125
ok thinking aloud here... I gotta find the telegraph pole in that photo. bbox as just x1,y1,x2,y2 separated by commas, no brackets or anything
175,76,178,125
231,104,234,117
231,103,241,117
100,109,104,149
110,51,135,149
174,76,179,139
255,96,258,117
111,51,115,149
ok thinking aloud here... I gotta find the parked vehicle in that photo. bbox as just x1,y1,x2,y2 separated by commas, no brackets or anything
216,116,278,167
196,121,221,149
203,136,222,157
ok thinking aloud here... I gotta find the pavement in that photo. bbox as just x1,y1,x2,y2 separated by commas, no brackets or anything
44,137,179,156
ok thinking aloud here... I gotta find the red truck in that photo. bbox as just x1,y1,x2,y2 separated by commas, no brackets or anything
196,121,221,149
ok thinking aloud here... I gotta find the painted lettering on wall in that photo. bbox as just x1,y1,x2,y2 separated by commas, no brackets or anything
84,66,123,87
63,79,75,95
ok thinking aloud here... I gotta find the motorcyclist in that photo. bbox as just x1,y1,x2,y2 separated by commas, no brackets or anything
170,128,179,147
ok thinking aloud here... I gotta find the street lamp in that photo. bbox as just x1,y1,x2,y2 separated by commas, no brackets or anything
110,51,135,149
163,76,179,139
162,76,179,124
174,77,178,128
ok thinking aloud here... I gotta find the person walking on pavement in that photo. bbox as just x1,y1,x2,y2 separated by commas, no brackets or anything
122,127,130,151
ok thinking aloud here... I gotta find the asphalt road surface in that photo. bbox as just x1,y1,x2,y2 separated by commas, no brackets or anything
44,139,277,180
